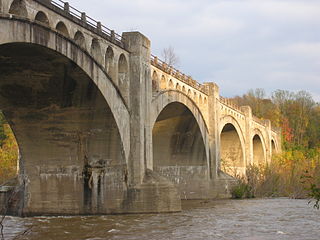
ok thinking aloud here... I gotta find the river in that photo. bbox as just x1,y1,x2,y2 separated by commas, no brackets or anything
1,198,319,240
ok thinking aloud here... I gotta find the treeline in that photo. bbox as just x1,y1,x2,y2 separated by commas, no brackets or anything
230,89,320,203
232,88,320,149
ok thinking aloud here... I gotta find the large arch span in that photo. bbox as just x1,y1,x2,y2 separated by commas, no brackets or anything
151,91,210,199
0,16,130,159
0,16,130,215
252,129,267,165
219,116,246,176
151,90,209,142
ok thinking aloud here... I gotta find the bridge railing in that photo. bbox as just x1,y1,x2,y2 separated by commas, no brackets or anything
39,0,124,45
151,55,209,95
219,96,243,112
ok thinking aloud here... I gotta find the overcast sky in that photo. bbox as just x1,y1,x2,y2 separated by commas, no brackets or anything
73,0,320,102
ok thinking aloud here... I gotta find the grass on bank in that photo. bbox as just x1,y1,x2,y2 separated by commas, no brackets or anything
229,149,320,208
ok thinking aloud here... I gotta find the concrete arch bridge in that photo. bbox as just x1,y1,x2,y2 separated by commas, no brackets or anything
0,0,281,216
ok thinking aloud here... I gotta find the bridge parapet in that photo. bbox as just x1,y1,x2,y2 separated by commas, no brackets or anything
1,0,135,104
219,96,243,112
151,55,209,95
37,0,125,47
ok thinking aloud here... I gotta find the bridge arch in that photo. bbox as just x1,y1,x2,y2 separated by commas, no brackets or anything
8,0,27,17
91,38,103,63
118,53,129,103
271,139,276,155
34,11,49,25
176,82,181,91
152,70,159,92
0,16,130,160
74,31,86,49
219,116,246,175
0,16,132,214
271,137,280,155
105,46,115,79
160,75,166,89
199,95,203,104
168,79,173,88
151,90,210,199
56,21,69,37
151,90,209,143
252,129,267,165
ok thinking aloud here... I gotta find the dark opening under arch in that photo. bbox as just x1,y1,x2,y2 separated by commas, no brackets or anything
253,134,265,165
0,42,126,215
271,139,276,155
35,11,49,25
9,0,28,17
56,21,69,37
220,123,244,175
152,102,207,199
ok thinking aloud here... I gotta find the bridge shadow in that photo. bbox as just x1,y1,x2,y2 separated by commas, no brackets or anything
152,102,208,199
0,42,126,215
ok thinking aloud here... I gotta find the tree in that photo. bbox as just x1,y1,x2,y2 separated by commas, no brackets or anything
161,46,179,67
0,112,6,146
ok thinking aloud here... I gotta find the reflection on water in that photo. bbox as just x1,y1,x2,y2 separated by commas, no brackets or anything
2,198,320,240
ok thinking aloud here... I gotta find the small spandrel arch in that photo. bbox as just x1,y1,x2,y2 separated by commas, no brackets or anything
105,46,114,77
168,79,173,88
74,31,86,49
152,71,159,92
271,139,276,155
35,11,49,25
253,134,266,165
118,54,129,102
9,0,28,17
220,123,245,175
56,21,69,37
90,38,103,63
160,75,166,89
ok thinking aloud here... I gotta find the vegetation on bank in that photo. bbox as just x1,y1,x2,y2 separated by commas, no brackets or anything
229,89,320,208
0,113,18,185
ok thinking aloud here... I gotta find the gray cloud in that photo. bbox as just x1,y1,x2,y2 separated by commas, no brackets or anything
74,0,320,102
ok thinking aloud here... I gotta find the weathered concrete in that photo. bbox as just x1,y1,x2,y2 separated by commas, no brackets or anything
0,0,281,216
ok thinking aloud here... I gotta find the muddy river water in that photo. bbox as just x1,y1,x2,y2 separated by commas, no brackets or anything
1,198,319,240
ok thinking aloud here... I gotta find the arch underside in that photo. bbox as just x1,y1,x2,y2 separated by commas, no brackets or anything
271,139,276,155
253,133,266,165
152,99,209,199
0,42,127,214
220,123,245,176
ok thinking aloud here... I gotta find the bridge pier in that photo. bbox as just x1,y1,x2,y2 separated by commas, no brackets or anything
121,31,181,213
204,82,221,180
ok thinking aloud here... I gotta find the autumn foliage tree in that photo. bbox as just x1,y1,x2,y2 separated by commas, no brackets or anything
0,112,18,184
231,89,320,202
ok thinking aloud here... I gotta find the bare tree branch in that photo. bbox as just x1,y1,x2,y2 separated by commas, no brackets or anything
161,46,179,67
